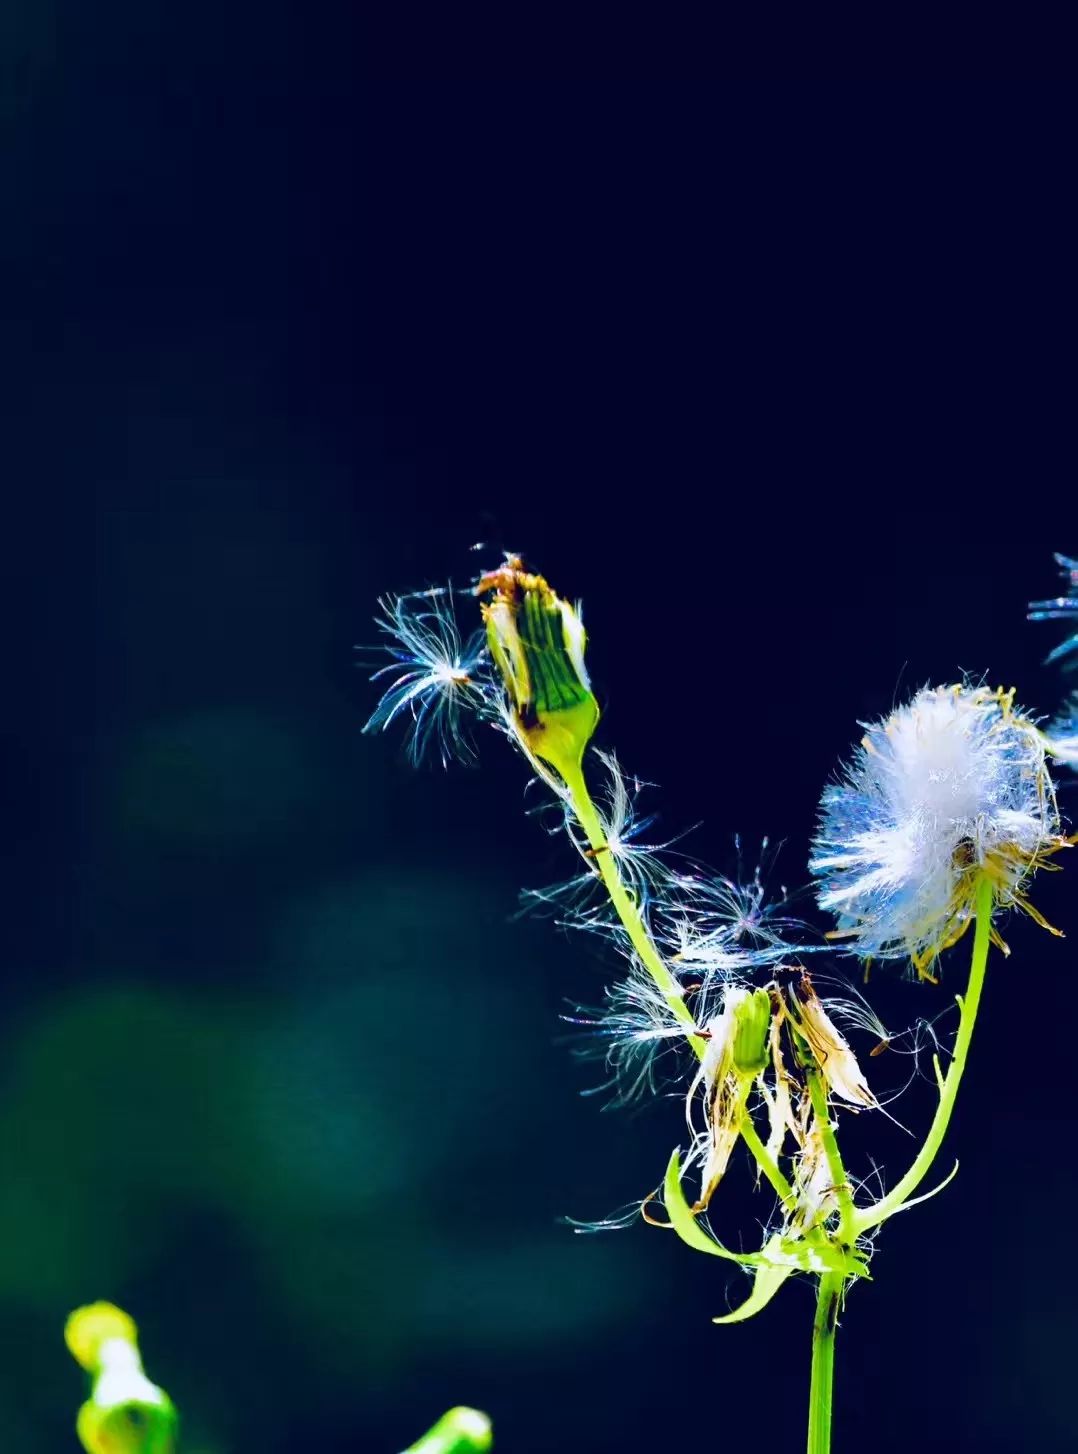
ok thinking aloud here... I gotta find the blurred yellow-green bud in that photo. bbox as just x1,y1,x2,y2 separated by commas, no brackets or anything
66,1303,138,1372
403,1406,493,1454
66,1303,178,1454
731,987,773,1075
476,556,598,778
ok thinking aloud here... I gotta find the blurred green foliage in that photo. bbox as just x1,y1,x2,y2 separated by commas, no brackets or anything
1,800,654,1451
0,471,659,1450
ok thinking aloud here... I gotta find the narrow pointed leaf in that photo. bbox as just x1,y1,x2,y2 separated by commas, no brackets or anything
662,1150,761,1265
712,1261,793,1324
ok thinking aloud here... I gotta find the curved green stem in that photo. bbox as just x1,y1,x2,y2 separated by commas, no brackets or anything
852,874,994,1235
561,762,707,1059
807,1272,842,1454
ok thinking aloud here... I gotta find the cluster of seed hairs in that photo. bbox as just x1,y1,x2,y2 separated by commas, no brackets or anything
363,573,840,1076
1029,552,1078,668
362,551,1076,1327
1029,552,1078,768
361,567,919,1249
363,587,493,767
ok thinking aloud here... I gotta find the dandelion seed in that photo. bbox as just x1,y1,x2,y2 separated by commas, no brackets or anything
811,978,892,1049
660,856,816,980
567,968,690,1106
581,751,688,899
564,1201,655,1234
1045,690,1078,768
525,751,688,931
362,588,489,766
810,685,1069,975
1028,552,1078,668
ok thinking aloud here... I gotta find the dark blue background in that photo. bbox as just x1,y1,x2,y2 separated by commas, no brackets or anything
3,24,1077,1451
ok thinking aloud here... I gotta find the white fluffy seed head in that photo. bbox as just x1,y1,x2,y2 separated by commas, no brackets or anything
810,685,1065,973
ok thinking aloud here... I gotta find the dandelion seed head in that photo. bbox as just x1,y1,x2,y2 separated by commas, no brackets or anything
810,684,1066,973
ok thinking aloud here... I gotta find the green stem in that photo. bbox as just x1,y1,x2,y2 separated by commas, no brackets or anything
806,1272,841,1454
806,1070,855,1244
562,758,838,1236
561,762,707,1059
852,874,994,1235
738,1108,800,1216
736,1096,839,1264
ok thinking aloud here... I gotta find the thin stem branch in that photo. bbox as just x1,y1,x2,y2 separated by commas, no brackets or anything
563,761,820,1214
562,759,843,1238
851,874,994,1236
806,1070,855,1244
561,762,707,1058
737,1109,800,1214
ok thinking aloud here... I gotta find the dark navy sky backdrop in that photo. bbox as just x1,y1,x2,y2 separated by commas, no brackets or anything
3,23,1078,1452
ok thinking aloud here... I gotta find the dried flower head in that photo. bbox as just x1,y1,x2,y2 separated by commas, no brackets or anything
686,984,774,1208
810,685,1068,976
784,974,879,1109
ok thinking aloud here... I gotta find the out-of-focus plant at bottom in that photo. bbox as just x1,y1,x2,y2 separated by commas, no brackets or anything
64,1302,492,1453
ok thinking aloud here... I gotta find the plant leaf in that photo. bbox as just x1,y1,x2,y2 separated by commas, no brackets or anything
712,1260,793,1324
662,1149,761,1265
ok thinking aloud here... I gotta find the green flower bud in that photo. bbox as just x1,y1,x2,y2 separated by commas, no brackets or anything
476,557,599,779
731,986,774,1075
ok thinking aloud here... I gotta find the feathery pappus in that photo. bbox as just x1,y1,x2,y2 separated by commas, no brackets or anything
1028,552,1078,668
810,685,1068,976
362,587,491,766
